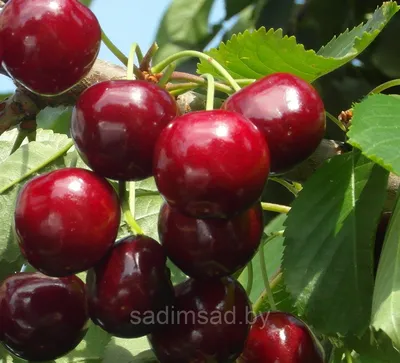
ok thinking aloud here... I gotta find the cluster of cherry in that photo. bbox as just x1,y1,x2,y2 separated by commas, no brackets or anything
0,0,327,362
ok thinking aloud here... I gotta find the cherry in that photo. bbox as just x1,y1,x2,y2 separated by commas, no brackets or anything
222,73,326,174
148,276,251,363
238,311,325,363
0,272,88,361
153,109,270,218
14,168,121,277
0,0,101,95
86,235,174,338
158,202,263,278
374,212,392,275
71,80,178,181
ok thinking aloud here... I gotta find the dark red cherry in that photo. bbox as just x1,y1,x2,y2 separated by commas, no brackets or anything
148,277,251,363
222,73,326,174
153,110,270,218
71,80,179,181
158,202,263,278
0,0,101,95
238,311,325,363
86,235,174,338
374,212,392,275
14,168,121,277
0,272,88,361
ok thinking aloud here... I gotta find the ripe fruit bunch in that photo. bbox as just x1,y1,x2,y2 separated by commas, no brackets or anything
0,0,328,361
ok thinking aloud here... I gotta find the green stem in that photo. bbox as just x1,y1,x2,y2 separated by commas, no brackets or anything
126,43,143,80
245,261,254,296
101,30,128,66
10,129,28,155
270,176,301,197
119,181,144,235
204,74,215,111
140,42,159,71
261,202,291,214
326,111,347,132
151,50,241,92
135,45,144,64
158,63,177,88
369,79,400,95
259,246,277,310
345,350,353,363
253,271,282,313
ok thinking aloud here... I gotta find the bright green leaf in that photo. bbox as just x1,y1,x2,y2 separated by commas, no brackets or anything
103,337,157,363
197,2,399,82
36,106,73,136
348,94,400,176
371,191,400,349
283,151,389,335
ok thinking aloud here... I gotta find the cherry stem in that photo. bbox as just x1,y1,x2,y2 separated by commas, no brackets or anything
101,30,128,66
151,50,241,92
158,63,176,88
369,79,400,95
245,261,254,296
345,350,353,363
259,245,277,310
119,181,144,235
140,42,159,71
270,177,302,197
135,45,144,64
326,111,347,132
126,43,143,80
261,202,291,214
253,270,282,314
204,74,216,111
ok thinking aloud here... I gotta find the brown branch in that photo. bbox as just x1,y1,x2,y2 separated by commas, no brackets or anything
0,58,398,211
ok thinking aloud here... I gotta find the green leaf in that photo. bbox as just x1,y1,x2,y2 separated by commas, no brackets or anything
197,2,399,82
282,151,389,335
371,190,400,349
238,214,286,302
103,337,157,363
224,0,255,19
153,0,215,65
36,106,73,135
348,94,400,176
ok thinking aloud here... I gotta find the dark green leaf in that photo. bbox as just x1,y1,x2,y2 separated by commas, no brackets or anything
153,0,215,65
198,2,399,82
224,0,255,19
348,94,400,176
283,151,389,335
371,190,400,349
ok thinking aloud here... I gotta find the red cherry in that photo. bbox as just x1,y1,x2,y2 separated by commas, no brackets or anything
153,110,270,218
86,235,174,338
238,312,325,363
0,0,101,95
223,73,326,174
14,168,121,277
158,202,263,278
71,80,179,181
0,272,88,361
148,277,251,363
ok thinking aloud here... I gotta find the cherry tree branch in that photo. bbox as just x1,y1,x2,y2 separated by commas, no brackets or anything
0,58,398,211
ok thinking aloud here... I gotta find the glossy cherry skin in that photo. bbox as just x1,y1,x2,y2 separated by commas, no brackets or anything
86,235,175,338
14,168,121,277
0,0,101,95
158,202,263,278
223,73,326,174
154,110,270,218
148,276,251,363
238,312,325,363
71,80,178,181
0,272,89,361
374,212,392,275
